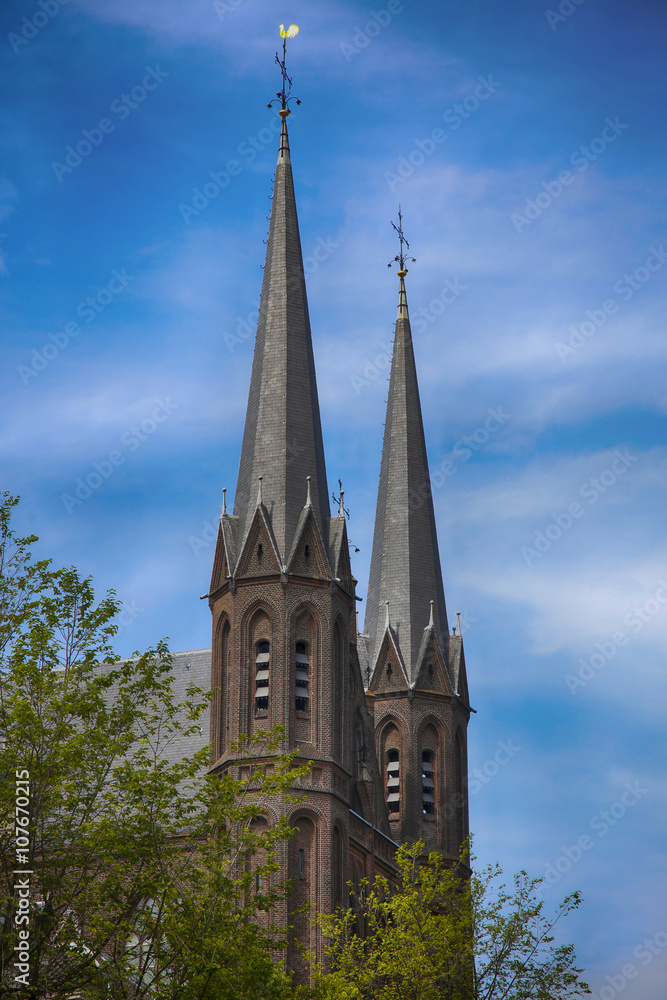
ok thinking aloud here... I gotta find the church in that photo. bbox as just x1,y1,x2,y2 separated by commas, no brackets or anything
178,46,472,968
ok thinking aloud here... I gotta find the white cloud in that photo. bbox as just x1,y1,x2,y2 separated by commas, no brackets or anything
73,0,469,91
433,448,667,716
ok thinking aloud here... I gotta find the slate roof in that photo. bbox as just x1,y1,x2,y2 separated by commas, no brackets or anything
232,116,330,566
91,649,211,786
161,648,211,768
364,277,449,683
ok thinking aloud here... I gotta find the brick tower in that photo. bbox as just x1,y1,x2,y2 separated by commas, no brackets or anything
359,229,472,861
207,110,392,973
205,55,471,971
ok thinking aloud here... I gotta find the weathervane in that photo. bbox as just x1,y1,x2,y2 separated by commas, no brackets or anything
387,206,416,277
268,24,301,117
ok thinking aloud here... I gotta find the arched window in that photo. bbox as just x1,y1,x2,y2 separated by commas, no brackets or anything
422,750,435,814
333,622,345,760
220,621,230,752
249,815,269,900
288,815,317,976
295,640,309,711
332,826,344,908
126,898,159,976
255,640,270,711
455,731,466,847
386,748,400,814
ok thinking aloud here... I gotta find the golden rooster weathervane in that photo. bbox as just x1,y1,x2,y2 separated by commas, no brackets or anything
268,24,301,117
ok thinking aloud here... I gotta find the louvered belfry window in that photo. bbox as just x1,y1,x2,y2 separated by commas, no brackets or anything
422,750,435,814
295,641,309,711
255,641,270,710
386,748,400,813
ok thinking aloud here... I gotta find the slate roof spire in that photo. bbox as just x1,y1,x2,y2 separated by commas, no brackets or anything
232,94,330,563
364,221,449,681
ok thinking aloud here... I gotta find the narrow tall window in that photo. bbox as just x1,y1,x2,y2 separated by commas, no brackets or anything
333,826,343,908
422,750,435,814
386,749,400,814
298,848,305,877
333,624,344,760
220,621,230,752
455,732,465,846
255,640,270,711
295,641,309,711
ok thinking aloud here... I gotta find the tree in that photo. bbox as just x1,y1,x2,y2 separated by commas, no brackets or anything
0,494,302,999
311,841,590,1000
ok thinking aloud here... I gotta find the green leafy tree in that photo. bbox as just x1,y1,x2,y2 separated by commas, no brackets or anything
311,841,590,1000
0,494,301,999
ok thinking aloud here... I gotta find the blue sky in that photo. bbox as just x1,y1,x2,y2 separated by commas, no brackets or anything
2,0,666,993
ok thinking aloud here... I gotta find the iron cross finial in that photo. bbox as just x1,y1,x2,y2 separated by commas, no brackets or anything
268,24,301,117
387,206,417,276
332,478,350,519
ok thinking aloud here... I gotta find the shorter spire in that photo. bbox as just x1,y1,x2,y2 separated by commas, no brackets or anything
364,208,449,678
221,487,227,516
428,600,434,628
338,489,345,518
385,601,390,629
257,476,263,505
305,475,312,507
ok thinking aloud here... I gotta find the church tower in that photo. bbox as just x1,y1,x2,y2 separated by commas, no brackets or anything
205,28,471,973
360,215,471,860
206,35,392,973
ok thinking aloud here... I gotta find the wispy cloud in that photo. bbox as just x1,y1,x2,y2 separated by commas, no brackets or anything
3,3,666,993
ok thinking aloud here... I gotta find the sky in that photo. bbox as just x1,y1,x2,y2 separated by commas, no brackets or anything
2,0,666,994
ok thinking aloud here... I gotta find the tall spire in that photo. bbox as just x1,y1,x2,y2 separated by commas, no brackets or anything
364,215,448,680
232,33,330,562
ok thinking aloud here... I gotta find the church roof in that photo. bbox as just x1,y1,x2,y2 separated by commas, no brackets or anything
364,275,449,683
232,116,330,565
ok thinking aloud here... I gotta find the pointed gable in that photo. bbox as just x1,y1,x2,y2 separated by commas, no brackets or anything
235,504,282,578
413,628,453,697
286,504,331,579
232,117,330,564
210,515,241,594
369,627,410,695
327,515,355,595
444,633,471,708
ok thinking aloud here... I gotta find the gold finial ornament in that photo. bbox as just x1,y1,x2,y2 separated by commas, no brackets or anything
269,24,301,114
388,205,417,277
